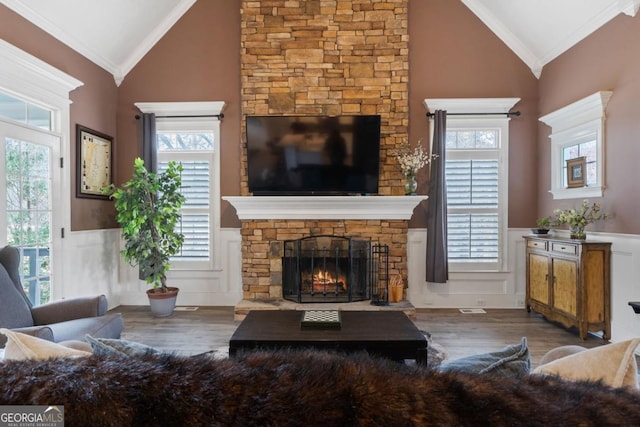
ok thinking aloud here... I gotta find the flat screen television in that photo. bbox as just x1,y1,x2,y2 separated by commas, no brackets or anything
246,115,381,195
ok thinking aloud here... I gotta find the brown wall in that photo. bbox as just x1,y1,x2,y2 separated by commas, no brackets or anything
0,5,119,231
538,12,640,234
408,0,540,228
116,0,242,228
11,1,634,234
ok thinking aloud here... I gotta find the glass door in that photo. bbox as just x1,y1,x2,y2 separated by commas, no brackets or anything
0,120,60,305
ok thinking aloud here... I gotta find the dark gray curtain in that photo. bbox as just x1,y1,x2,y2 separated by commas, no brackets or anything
426,110,448,283
140,113,157,173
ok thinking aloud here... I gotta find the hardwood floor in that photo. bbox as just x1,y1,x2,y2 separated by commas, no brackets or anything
114,306,608,368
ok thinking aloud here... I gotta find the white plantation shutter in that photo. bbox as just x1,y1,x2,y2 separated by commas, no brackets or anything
158,160,211,259
444,126,505,270
156,128,217,266
446,159,499,262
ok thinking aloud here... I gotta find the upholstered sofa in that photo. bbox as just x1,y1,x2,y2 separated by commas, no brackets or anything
0,245,123,347
0,331,639,426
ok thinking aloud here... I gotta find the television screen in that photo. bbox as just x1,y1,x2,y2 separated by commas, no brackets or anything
246,115,381,195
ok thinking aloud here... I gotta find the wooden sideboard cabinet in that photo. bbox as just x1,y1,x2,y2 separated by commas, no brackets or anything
524,235,611,340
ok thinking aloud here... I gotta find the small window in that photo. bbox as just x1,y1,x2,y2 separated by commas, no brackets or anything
562,140,596,187
540,91,612,200
0,92,52,130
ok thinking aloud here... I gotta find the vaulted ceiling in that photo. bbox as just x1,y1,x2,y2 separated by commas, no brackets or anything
2,0,639,84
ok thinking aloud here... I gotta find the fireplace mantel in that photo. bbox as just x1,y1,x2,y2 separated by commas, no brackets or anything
223,196,427,220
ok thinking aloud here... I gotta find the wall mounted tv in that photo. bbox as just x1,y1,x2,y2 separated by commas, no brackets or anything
246,115,381,195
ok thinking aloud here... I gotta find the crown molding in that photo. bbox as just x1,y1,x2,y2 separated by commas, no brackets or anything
619,0,640,16
116,0,197,86
539,1,639,67
460,0,541,78
2,0,196,87
1,0,119,76
461,0,639,79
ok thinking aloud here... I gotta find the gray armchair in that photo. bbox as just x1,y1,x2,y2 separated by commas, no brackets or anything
0,245,124,347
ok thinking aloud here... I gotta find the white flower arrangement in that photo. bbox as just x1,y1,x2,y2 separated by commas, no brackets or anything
552,199,608,228
391,142,438,176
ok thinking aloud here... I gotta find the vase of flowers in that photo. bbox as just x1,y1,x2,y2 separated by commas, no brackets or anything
404,172,418,195
553,200,608,240
391,142,438,195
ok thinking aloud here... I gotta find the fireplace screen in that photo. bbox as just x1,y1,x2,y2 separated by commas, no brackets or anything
282,235,388,304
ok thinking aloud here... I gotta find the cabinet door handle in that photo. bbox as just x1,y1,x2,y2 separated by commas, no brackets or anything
545,274,549,282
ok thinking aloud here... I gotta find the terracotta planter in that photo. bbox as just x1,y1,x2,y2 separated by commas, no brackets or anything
146,287,179,317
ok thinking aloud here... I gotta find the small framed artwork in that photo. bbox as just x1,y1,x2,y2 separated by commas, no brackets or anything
566,156,586,188
76,125,113,199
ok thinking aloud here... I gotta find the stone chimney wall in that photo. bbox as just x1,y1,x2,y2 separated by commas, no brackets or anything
240,0,411,301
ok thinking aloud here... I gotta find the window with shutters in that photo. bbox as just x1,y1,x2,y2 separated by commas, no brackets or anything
158,131,213,263
426,98,517,273
444,121,508,272
137,101,225,271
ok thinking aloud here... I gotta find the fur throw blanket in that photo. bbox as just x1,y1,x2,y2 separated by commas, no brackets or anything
1,349,639,426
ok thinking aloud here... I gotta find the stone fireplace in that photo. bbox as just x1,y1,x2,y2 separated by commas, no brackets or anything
235,0,411,308
224,196,424,306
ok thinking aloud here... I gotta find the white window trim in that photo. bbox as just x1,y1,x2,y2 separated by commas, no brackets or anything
0,39,83,298
539,91,612,200
425,98,519,273
134,101,225,271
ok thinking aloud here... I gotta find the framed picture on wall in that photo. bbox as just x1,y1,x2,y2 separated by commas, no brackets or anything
76,125,113,199
566,156,586,188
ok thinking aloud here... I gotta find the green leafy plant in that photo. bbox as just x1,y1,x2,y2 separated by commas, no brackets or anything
104,158,185,291
535,216,552,228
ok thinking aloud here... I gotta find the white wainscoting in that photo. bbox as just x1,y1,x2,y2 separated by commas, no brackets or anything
407,228,527,310
62,229,122,308
66,227,640,342
115,228,243,307
407,228,640,342
65,228,243,308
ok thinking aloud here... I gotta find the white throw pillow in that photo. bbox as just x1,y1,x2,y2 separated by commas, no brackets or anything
0,329,91,360
532,338,640,389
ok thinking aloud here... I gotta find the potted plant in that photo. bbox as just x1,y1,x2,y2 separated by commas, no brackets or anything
531,216,552,235
105,157,185,317
553,199,609,240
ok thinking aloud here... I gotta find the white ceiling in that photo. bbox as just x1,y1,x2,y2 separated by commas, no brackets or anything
462,0,640,77
0,0,196,85
2,0,639,84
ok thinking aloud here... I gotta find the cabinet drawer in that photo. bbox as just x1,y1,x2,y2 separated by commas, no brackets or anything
527,240,548,250
551,242,577,255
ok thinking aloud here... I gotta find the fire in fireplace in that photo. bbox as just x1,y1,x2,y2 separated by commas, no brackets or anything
282,235,388,304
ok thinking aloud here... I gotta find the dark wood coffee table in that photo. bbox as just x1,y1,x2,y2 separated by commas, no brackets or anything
229,310,427,365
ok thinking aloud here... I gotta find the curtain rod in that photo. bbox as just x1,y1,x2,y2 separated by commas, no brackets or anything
135,114,224,119
426,111,520,118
